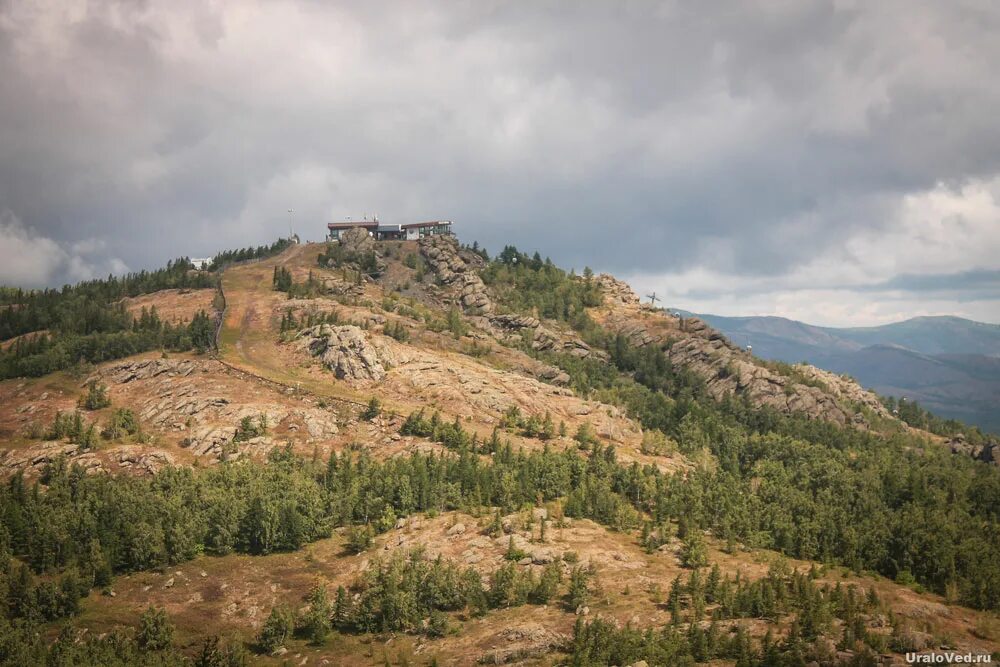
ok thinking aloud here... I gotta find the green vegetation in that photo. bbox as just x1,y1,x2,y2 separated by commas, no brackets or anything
0,610,245,666
383,320,410,342
0,240,291,381
498,406,556,440
233,414,268,442
253,546,568,651
3,237,1000,662
480,246,601,330
0,306,216,380
360,397,382,421
27,410,99,449
546,335,1000,610
317,243,379,276
567,561,891,666
101,408,144,442
273,266,324,299
206,238,294,272
882,394,992,443
78,380,111,410
278,308,340,333
0,258,215,342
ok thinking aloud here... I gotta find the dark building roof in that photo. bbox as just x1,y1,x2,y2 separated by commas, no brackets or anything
328,220,379,230
400,220,452,229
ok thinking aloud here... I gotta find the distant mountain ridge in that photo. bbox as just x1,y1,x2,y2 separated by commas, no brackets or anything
681,313,1000,433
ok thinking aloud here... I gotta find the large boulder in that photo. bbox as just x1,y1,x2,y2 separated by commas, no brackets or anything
297,324,392,382
329,227,387,277
339,226,376,255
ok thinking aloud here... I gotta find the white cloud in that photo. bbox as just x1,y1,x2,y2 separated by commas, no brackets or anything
623,177,1000,325
0,210,67,286
0,210,129,287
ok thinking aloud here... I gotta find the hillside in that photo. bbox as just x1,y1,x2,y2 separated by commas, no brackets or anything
690,313,1000,434
0,233,999,666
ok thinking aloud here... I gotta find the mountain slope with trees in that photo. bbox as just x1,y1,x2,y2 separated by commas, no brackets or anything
0,235,997,665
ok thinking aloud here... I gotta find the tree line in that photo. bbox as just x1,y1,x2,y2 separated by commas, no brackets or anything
0,307,215,380
0,239,294,380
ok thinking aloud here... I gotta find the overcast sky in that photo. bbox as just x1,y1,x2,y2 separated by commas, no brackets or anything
1,1,999,326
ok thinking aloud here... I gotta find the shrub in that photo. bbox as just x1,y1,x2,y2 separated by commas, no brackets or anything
137,606,174,651
347,524,374,553
257,605,295,653
234,414,268,442
102,408,141,440
79,380,111,410
361,397,382,421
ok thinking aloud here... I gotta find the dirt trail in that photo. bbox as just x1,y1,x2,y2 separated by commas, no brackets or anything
216,244,370,407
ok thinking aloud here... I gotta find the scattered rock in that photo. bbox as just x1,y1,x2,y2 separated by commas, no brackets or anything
947,433,1000,465
481,624,568,664
531,550,555,565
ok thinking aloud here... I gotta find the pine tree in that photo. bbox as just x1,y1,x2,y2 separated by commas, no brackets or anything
257,605,294,653
137,606,174,651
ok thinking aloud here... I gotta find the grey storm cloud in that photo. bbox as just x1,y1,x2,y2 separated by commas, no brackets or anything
1,0,999,324
866,270,1000,300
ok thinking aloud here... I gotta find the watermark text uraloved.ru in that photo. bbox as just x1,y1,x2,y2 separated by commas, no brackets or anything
906,652,993,664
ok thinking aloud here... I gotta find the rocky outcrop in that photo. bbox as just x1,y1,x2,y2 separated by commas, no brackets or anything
100,358,202,384
489,313,600,359
183,425,239,457
326,227,387,277
418,237,604,362
0,441,176,477
419,235,493,313
1,442,81,473
948,433,1000,465
297,324,393,382
339,226,375,255
91,359,340,461
536,364,571,386
666,333,866,427
596,273,641,308
380,342,639,444
790,364,892,419
481,624,569,664
595,277,890,428
110,447,176,474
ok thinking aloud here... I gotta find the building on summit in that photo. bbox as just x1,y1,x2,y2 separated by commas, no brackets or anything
327,217,452,242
